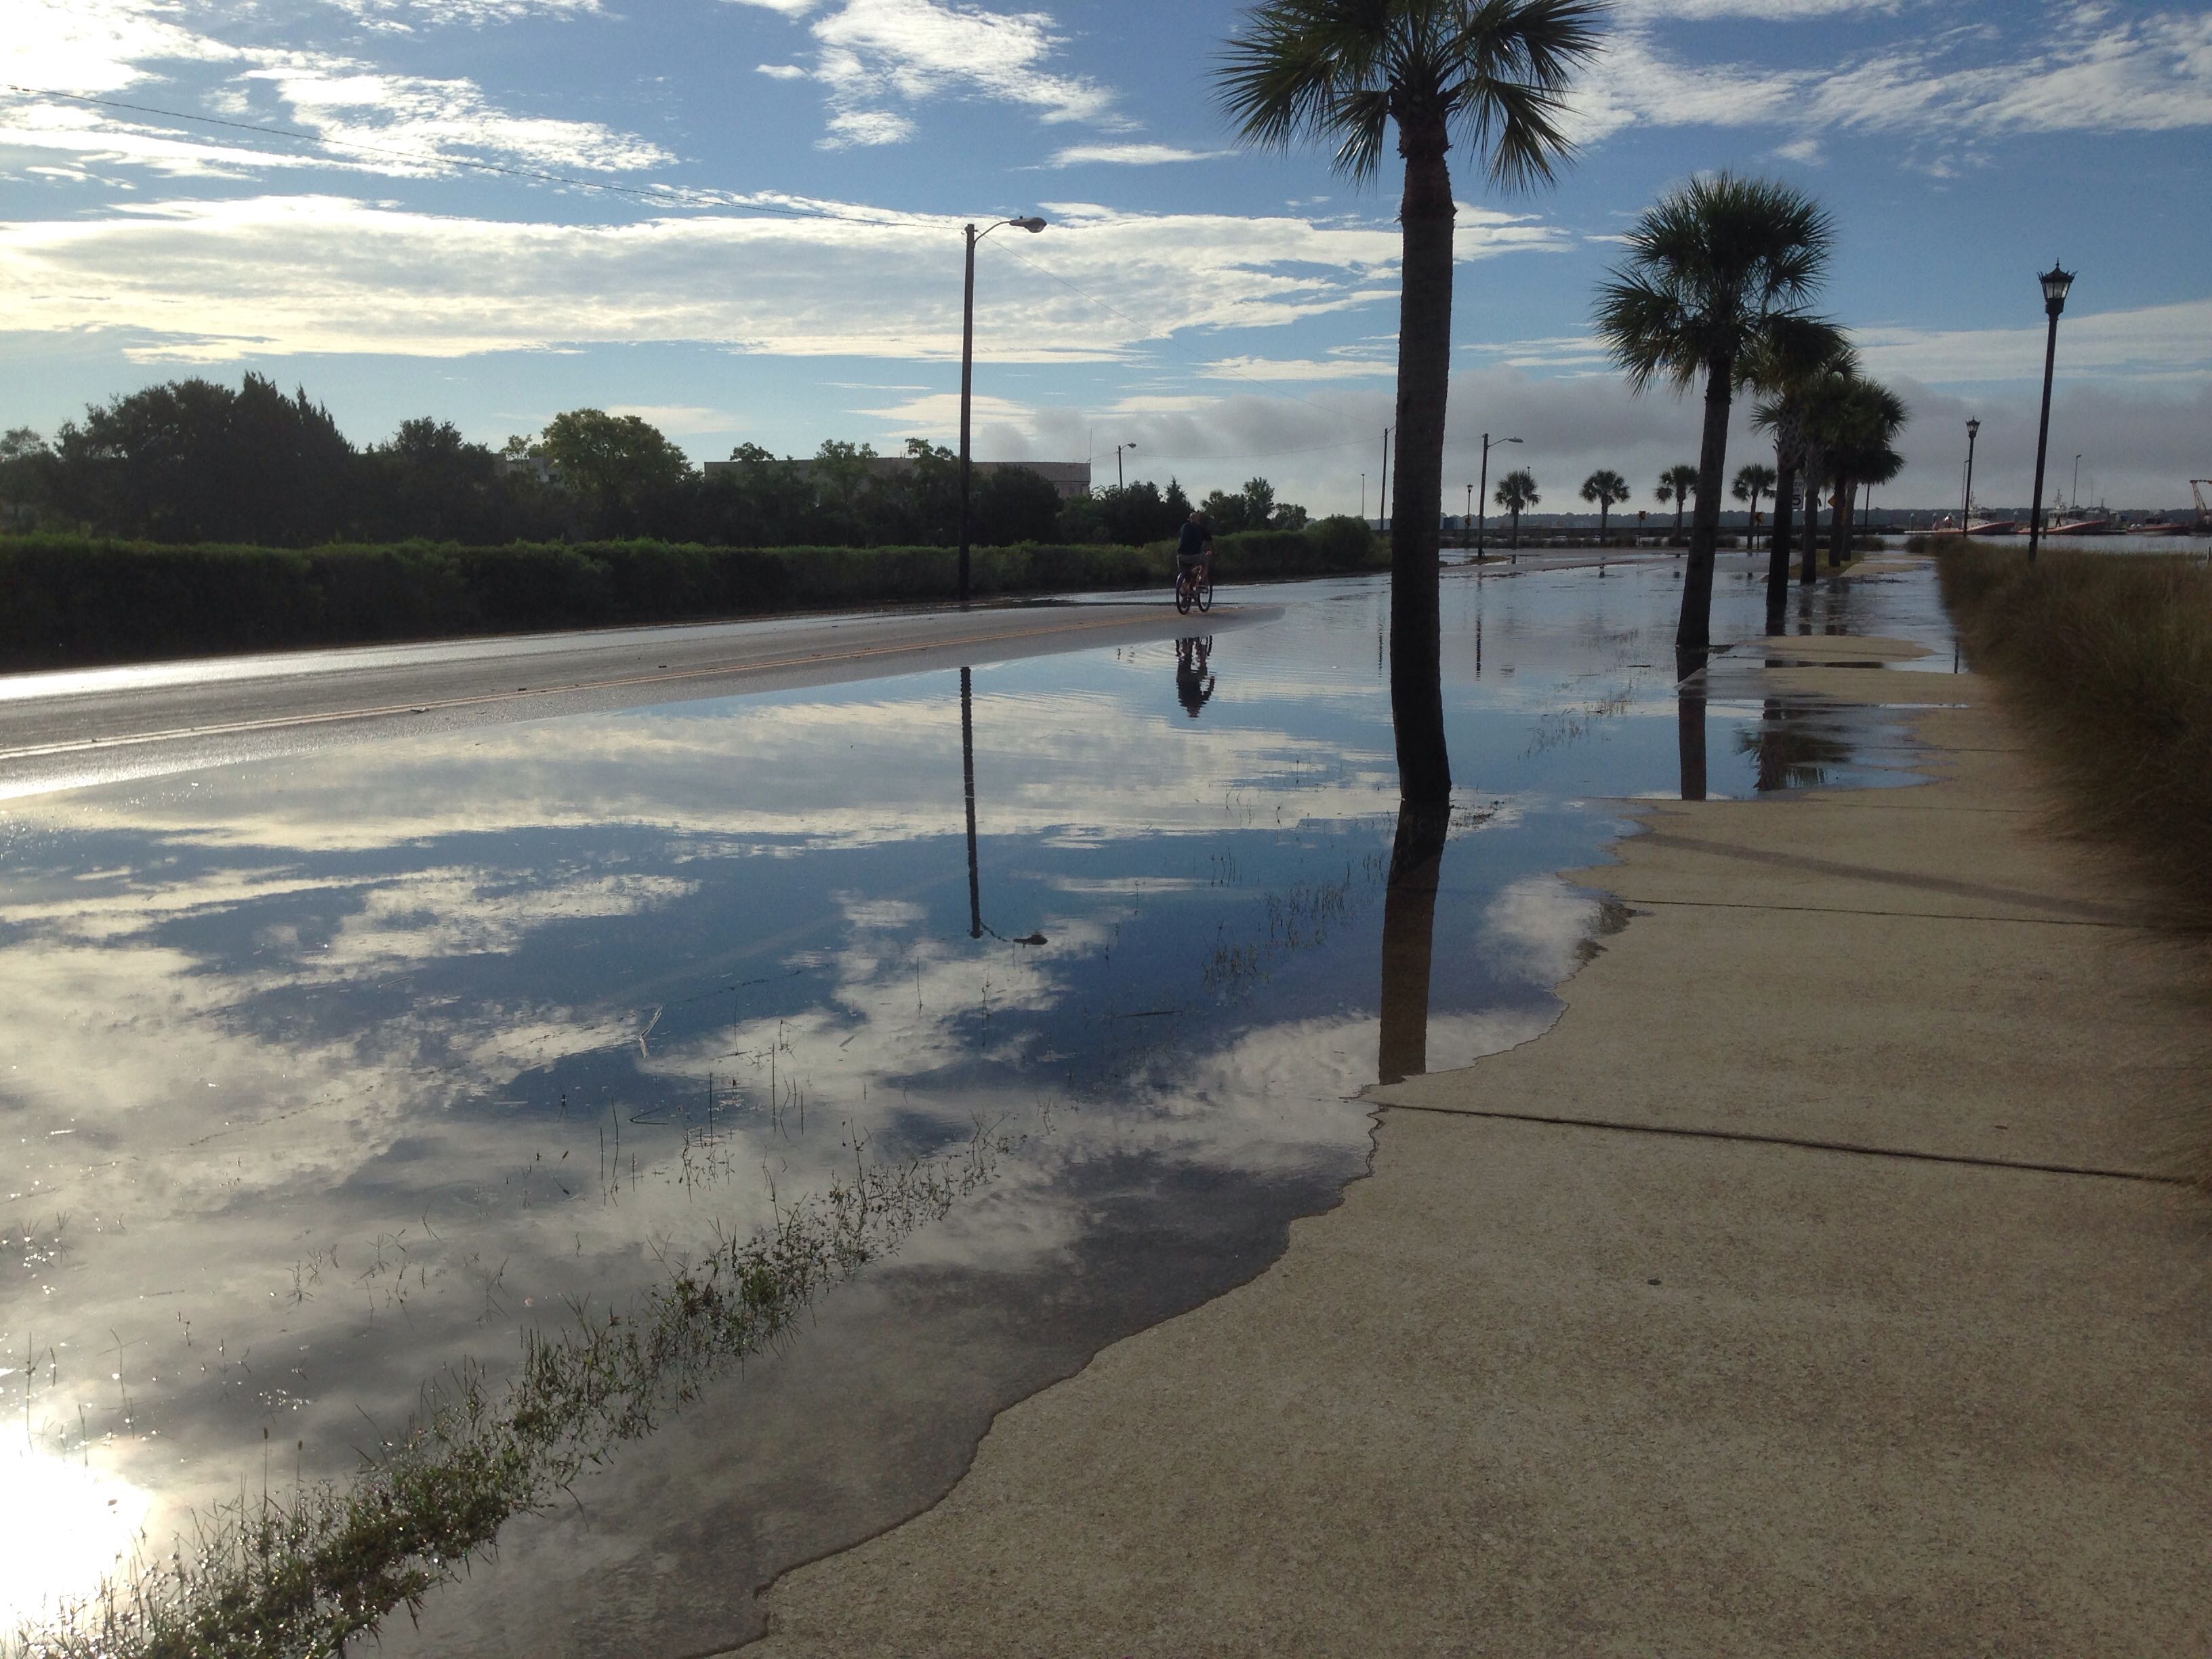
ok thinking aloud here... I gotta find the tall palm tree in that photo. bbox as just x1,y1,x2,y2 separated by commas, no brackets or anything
1657,462,1699,546
1594,173,1836,655
1732,462,1775,540
1580,468,1629,542
1218,0,1605,804
1747,330,1853,626
1494,467,1538,548
1821,377,1908,568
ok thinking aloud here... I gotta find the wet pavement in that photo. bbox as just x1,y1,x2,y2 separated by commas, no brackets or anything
0,554,1954,1652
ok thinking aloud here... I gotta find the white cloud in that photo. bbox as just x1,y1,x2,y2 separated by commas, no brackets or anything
733,0,1120,146
0,194,1427,362
1047,143,1226,166
605,403,739,434
756,62,809,79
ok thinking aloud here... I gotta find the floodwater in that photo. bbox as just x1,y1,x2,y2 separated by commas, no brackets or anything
1,555,1951,1654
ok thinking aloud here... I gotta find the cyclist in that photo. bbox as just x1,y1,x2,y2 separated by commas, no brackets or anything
1174,510,1213,603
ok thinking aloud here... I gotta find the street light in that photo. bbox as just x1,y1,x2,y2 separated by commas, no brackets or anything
2071,452,2082,514
2026,259,2073,563
1475,433,1522,562
1465,482,1473,544
1113,441,1135,489
1962,417,1980,537
1380,426,1393,527
958,214,1047,605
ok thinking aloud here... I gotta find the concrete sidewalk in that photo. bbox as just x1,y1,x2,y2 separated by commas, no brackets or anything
741,633,2212,1656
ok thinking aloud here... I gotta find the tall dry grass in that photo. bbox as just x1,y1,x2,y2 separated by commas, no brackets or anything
1938,544,2212,927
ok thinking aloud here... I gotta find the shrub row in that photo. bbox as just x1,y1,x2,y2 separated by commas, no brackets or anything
0,523,1384,670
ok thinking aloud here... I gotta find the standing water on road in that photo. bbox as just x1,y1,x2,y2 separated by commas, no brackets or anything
1,558,1948,1655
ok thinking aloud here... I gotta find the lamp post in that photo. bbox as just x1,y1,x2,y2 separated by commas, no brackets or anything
2071,453,2081,514
1465,482,1473,546
958,214,1047,605
1360,473,1366,521
1380,426,1393,527
1113,441,1135,489
1962,417,1980,537
1475,433,1521,562
2026,260,2073,563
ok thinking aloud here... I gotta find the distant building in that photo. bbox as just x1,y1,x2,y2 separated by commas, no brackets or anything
703,455,1092,501
500,455,560,486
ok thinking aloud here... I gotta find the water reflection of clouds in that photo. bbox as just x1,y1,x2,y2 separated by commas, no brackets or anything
0,563,1954,1648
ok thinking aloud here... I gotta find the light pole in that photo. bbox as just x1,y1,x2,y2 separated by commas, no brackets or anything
2071,453,2082,514
1360,473,1366,521
1465,482,1473,546
1475,433,1521,562
2026,260,2073,563
1380,426,1393,527
958,213,1047,605
1113,441,1135,489
1962,417,1979,536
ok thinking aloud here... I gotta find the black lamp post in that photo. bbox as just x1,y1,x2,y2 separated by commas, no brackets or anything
1475,433,1521,562
1962,417,1980,537
2026,260,2073,563
958,214,1046,605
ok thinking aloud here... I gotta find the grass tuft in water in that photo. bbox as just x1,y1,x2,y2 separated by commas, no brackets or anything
9,1129,1008,1659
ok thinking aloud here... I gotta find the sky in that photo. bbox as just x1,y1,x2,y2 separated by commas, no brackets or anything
1,0,2208,516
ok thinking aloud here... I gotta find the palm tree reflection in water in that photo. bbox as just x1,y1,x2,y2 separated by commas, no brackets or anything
1376,801,1450,1086
1676,647,1709,802
1742,696,1853,792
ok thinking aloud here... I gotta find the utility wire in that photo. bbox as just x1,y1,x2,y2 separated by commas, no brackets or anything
5,85,914,228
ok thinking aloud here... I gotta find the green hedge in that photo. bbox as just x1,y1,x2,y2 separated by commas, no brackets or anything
0,527,1385,669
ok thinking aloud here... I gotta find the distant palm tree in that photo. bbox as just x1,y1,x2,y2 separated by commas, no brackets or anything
1656,463,1700,546
1750,337,1856,601
1494,468,1538,548
1732,463,1776,541
1595,173,1837,654
1218,0,1605,805
1580,468,1629,542
1820,377,1908,567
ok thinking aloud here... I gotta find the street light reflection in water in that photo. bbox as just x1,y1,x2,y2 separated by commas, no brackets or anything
0,562,1949,1655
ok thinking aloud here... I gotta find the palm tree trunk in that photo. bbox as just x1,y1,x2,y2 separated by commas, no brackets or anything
1599,501,1609,541
1828,472,1856,567
1389,121,1454,804
1675,351,1734,653
1766,451,1797,631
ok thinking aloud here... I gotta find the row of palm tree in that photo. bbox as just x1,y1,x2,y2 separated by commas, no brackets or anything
1218,0,1906,802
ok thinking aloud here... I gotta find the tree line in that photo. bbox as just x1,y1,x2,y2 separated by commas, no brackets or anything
0,376,1309,550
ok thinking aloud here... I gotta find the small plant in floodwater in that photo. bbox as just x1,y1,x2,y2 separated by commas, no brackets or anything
7,1128,1010,1659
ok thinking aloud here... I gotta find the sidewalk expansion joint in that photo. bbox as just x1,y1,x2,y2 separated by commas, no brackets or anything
1379,1102,2190,1185
1618,895,2148,928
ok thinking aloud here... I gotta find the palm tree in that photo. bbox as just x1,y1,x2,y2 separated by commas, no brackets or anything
1820,377,1907,568
1594,173,1836,655
1218,0,1604,804
1750,337,1855,604
1732,462,1776,542
1657,463,1699,546
1580,468,1629,543
1494,468,1538,548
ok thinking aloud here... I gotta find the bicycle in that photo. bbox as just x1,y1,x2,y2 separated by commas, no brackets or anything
1173,558,1214,615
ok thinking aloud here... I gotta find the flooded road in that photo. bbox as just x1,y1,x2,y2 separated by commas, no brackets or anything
1,555,1953,1654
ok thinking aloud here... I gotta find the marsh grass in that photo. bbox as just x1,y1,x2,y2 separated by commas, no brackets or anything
1938,545,2212,926
7,1129,1010,1659
1938,544,2212,1185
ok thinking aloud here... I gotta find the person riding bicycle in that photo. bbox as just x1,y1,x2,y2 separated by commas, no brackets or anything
1174,510,1214,593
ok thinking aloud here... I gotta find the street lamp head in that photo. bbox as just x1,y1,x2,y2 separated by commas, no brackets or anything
1966,417,1980,437
2039,260,2074,314
1507,436,1523,445
1012,216,1047,233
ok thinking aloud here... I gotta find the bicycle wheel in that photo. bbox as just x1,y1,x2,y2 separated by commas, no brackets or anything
1174,571,1193,615
1196,569,1214,613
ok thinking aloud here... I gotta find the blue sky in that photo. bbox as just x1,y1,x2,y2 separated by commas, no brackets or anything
3,0,2209,514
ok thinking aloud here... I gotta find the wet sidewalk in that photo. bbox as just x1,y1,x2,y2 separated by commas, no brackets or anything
744,578,2212,1654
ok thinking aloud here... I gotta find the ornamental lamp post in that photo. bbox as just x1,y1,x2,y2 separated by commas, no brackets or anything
1962,417,1980,537
958,214,1047,605
1475,433,1521,562
2026,260,2073,563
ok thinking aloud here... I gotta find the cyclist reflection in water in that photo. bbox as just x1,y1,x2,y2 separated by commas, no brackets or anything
1175,636,1216,718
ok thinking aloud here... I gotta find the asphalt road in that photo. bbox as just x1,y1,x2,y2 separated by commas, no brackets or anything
0,596,1267,800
